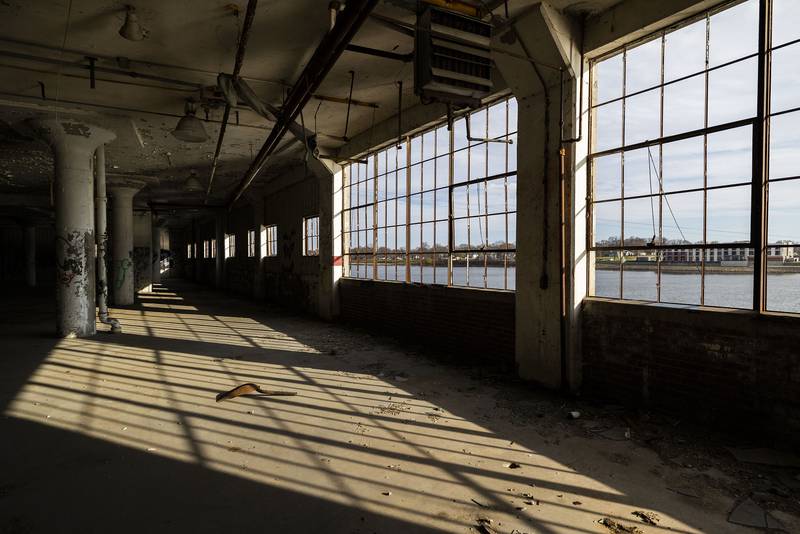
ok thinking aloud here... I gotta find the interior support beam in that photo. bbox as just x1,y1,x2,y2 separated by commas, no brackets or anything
227,0,378,208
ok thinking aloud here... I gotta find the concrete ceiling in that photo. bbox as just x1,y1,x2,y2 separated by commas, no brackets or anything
0,0,622,216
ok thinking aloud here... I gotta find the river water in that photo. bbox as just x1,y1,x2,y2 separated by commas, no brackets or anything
370,265,800,313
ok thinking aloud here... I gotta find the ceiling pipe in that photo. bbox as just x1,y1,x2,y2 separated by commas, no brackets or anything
0,49,200,89
206,0,258,201
227,0,378,208
345,44,413,62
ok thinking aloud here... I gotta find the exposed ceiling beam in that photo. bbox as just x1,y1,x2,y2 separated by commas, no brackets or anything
207,0,258,200
227,0,379,208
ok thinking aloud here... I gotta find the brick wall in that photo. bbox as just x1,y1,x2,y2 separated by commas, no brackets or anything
339,279,515,363
581,298,800,444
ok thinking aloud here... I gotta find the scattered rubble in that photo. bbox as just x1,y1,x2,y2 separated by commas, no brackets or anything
631,510,659,525
597,517,643,534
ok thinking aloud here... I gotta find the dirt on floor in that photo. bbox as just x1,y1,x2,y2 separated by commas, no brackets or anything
0,281,798,534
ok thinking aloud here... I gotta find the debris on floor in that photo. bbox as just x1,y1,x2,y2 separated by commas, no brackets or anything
727,497,786,531
631,510,660,525
597,517,643,533
215,382,297,402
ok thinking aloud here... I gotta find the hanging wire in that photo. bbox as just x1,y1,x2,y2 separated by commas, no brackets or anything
646,145,702,275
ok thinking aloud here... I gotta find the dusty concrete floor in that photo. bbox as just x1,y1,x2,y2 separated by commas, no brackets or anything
1,281,798,534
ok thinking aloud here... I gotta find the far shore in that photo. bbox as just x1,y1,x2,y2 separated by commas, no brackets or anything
596,263,800,273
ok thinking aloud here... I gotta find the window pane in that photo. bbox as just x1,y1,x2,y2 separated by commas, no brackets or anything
593,200,621,247
662,191,703,244
662,136,703,192
595,52,623,104
624,88,660,146
594,101,622,152
594,153,621,200
488,101,507,138
623,257,657,301
487,141,506,176
624,147,660,198
708,0,758,67
773,0,800,47
707,185,751,243
707,57,757,126
708,126,752,186
470,143,487,180
664,19,706,81
660,252,702,305
486,179,506,214
706,264,753,308
663,75,705,136
593,259,621,298
624,196,659,245
770,42,800,114
453,149,468,183
768,179,800,244
769,111,800,180
625,37,662,94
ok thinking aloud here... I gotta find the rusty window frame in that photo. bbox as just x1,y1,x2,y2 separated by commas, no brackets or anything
303,216,319,256
341,95,517,290
587,0,776,310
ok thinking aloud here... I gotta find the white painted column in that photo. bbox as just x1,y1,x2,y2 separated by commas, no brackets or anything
316,158,341,320
23,224,36,287
108,178,145,305
29,118,115,337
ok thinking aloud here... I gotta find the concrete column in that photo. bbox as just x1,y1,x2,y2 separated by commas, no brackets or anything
315,158,341,320
152,217,162,285
23,225,36,287
491,3,581,389
133,210,153,293
28,118,115,337
108,178,145,305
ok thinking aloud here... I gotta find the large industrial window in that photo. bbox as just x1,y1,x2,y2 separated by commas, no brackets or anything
247,229,256,258
304,216,319,256
186,243,193,259
210,238,216,259
342,96,517,290
589,0,800,313
203,239,210,259
261,224,277,258
225,233,235,259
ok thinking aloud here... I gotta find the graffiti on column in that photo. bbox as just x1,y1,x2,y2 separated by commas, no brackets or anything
55,230,92,296
115,254,133,289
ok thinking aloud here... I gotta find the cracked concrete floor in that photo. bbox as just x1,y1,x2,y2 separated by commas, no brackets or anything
1,281,798,534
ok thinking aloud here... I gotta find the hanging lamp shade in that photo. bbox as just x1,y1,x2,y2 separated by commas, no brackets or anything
184,171,204,192
172,101,208,143
119,6,145,41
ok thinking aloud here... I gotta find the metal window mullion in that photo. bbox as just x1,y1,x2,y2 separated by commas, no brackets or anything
504,99,510,290
620,48,627,298
405,139,411,283
448,123,454,286
657,32,665,303
753,0,771,312
702,13,710,305
372,157,378,280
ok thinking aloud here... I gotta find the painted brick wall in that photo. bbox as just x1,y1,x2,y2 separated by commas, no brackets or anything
581,299,800,444
339,279,515,363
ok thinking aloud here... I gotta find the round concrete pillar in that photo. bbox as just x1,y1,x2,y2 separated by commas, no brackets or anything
108,179,145,306
152,218,162,285
24,225,36,287
28,118,115,337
